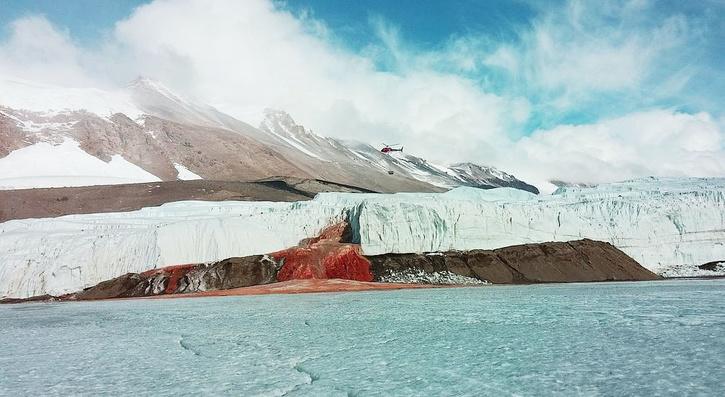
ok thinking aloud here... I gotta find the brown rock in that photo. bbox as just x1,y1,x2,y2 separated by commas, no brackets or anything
176,256,279,292
0,178,374,223
368,239,660,284
465,251,517,283
73,273,148,300
73,255,280,299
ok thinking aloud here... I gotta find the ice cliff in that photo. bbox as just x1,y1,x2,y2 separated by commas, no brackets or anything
350,178,725,270
1,177,724,298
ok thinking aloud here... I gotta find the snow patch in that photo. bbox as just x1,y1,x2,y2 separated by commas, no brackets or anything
660,262,725,278
174,163,202,180
379,268,489,285
0,139,161,189
18,120,77,133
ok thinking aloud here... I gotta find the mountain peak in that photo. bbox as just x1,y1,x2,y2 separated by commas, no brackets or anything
260,108,315,137
450,162,512,181
262,108,297,126
449,162,539,194
127,77,185,104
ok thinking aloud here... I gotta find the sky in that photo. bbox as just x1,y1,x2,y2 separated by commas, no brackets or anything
0,0,724,190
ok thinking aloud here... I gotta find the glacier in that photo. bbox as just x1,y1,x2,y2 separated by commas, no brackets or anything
1,177,724,298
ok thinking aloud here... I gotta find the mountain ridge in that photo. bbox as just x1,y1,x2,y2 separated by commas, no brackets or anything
0,77,538,193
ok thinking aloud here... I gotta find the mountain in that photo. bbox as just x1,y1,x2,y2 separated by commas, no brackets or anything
258,109,539,193
549,179,597,190
0,77,537,193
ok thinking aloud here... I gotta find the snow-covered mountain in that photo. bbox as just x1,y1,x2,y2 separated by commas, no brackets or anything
0,77,537,193
549,179,597,190
258,109,539,193
1,177,722,298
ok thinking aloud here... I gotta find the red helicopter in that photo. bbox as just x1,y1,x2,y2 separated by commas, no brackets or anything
380,143,403,154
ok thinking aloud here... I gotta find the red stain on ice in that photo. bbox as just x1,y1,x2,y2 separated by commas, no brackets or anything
322,246,373,280
136,221,373,292
273,221,373,282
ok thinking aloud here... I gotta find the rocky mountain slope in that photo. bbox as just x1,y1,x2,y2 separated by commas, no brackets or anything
0,77,536,193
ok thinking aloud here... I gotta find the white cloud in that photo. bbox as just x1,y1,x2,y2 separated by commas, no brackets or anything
0,0,723,191
102,0,528,162
0,16,91,86
483,0,696,109
503,110,725,193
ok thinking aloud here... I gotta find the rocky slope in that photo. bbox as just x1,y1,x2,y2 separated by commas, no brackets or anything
0,77,536,193
0,178,374,222
69,256,281,300
259,109,540,193
369,239,660,284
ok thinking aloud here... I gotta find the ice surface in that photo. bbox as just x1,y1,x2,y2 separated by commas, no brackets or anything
0,139,161,189
441,186,536,202
1,177,724,298
1,280,724,396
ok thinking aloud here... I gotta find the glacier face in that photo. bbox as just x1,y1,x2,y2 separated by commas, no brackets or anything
1,177,724,298
0,201,347,299
352,178,725,265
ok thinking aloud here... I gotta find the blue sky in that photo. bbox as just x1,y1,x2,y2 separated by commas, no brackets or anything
0,0,147,44
283,0,537,49
0,0,534,46
292,0,725,131
0,0,723,186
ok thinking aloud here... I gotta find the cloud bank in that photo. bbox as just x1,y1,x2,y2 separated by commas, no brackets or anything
0,0,723,192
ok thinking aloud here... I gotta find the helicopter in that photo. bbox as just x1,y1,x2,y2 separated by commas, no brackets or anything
380,143,403,154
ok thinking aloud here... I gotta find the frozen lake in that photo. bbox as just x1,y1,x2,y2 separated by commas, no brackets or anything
2,280,724,396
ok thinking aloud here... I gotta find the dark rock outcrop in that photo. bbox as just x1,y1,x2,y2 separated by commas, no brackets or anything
0,294,57,304
69,256,279,300
72,273,149,300
698,261,725,271
176,256,279,292
368,239,661,284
